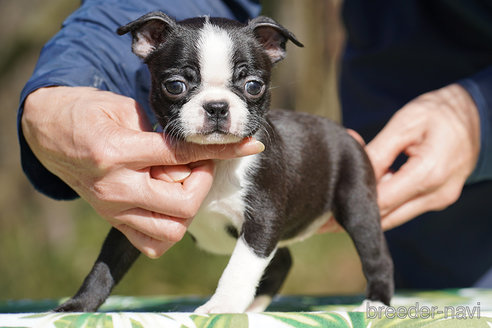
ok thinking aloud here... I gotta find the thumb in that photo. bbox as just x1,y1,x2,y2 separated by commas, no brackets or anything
117,129,265,167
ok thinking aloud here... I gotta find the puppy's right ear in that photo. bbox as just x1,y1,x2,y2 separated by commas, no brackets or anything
117,11,176,59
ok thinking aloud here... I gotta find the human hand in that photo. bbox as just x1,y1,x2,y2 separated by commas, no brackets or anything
22,86,264,258
366,84,480,230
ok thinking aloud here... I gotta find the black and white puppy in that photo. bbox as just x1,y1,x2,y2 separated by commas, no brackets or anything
55,12,393,313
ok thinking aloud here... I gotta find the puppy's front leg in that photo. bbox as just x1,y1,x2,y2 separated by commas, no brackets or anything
195,236,276,314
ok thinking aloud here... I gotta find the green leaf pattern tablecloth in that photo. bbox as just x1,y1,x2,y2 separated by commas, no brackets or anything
1,289,492,327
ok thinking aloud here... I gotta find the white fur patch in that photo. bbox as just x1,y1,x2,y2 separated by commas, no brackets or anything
188,156,258,255
132,31,155,58
354,299,387,312
186,133,242,145
199,22,234,87
246,295,273,312
179,21,249,144
195,237,276,313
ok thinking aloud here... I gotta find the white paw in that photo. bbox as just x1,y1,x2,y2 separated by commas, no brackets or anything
353,299,387,312
245,295,272,312
194,296,250,314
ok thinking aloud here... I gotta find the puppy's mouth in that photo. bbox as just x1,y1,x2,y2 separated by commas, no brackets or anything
185,130,243,145
177,98,251,145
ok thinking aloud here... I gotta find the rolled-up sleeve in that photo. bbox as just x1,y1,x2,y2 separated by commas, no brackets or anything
459,67,492,183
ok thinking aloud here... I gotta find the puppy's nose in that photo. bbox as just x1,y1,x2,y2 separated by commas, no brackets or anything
203,101,229,119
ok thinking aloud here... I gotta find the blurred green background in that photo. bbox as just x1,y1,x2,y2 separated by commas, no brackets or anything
0,0,366,301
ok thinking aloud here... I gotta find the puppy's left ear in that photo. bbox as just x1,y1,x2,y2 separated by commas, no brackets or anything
117,11,176,59
249,16,304,63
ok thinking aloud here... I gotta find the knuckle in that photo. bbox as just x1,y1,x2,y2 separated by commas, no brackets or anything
91,180,111,201
179,199,201,218
167,230,186,244
424,170,446,190
87,148,114,172
173,142,195,164
165,222,188,243
146,248,165,259
430,188,461,212
439,188,461,209
86,141,124,173
91,179,126,206
416,161,444,191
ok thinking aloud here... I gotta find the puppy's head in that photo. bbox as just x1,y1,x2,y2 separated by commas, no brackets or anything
118,12,302,144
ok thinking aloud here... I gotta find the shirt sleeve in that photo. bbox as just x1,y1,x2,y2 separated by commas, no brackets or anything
459,66,492,183
17,0,261,200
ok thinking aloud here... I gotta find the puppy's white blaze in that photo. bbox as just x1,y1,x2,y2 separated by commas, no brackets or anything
195,238,276,313
179,22,250,145
198,22,234,87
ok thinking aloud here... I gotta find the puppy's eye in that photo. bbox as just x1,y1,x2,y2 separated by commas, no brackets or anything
244,80,264,97
164,80,187,96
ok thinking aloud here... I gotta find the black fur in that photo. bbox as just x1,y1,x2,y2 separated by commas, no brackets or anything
55,12,393,312
54,228,139,312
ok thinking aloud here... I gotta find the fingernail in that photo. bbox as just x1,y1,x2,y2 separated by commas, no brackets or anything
381,172,393,182
167,169,192,182
160,165,192,182
237,138,265,156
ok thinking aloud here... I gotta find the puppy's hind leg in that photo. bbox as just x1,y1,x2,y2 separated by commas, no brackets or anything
333,168,394,305
54,228,140,312
246,247,292,312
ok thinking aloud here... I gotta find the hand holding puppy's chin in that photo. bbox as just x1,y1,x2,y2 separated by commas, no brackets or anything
150,136,265,184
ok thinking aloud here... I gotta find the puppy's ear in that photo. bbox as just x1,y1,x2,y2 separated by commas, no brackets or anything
117,11,176,59
249,16,304,63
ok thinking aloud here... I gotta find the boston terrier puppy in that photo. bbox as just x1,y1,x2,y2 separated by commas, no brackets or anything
55,12,393,313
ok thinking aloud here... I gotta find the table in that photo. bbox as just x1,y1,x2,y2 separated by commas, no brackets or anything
1,288,491,327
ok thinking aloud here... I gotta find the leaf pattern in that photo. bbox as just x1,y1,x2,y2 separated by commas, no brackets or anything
1,289,492,327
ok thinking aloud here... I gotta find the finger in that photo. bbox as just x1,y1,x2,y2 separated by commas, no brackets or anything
172,136,265,164
380,176,463,231
116,223,175,259
114,208,192,242
376,154,435,217
366,111,425,180
316,216,344,234
346,129,366,146
380,188,447,231
134,161,215,218
117,131,264,167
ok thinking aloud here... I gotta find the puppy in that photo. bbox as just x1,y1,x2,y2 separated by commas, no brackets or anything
55,12,393,313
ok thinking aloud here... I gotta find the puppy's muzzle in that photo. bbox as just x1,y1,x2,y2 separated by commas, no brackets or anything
204,101,230,120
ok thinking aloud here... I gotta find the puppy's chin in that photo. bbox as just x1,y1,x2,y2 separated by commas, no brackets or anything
186,133,243,145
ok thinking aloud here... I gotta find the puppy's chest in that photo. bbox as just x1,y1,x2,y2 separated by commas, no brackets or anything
187,156,257,254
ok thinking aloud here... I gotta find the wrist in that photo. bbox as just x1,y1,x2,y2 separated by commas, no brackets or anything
447,84,481,177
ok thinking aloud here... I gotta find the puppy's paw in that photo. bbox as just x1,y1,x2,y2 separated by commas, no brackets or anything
353,299,387,312
194,295,249,314
54,299,88,312
245,295,272,312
